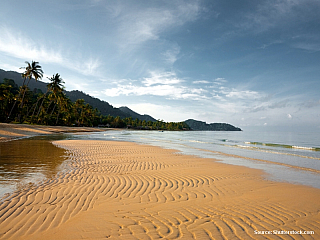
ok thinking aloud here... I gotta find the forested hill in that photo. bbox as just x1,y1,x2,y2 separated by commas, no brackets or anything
66,90,130,118
0,69,47,92
119,107,156,122
0,69,152,120
66,92,157,121
184,119,242,131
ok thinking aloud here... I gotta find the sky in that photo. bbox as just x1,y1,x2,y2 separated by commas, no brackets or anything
0,0,320,130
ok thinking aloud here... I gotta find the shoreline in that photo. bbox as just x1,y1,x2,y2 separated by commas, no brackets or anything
0,134,320,239
0,123,108,142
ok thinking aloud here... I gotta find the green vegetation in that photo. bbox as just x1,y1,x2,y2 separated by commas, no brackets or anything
101,116,189,130
184,119,242,131
1,61,189,130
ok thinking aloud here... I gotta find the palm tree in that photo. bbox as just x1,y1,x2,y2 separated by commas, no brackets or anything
7,61,43,122
59,96,73,126
47,73,64,94
46,73,65,115
74,99,85,126
20,61,43,111
36,73,64,121
54,92,69,125
29,91,45,122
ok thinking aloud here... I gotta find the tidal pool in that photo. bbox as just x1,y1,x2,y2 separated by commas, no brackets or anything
0,135,68,199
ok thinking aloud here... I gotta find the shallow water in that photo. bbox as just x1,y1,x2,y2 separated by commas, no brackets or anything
1,128,320,199
0,136,68,198
77,129,320,189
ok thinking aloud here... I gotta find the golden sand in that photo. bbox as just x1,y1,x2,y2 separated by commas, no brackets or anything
1,138,320,239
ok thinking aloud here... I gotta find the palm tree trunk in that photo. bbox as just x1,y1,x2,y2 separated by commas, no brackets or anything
37,91,49,118
50,103,57,118
56,108,61,125
46,100,53,114
6,86,25,122
29,97,42,120
7,99,18,122
19,78,31,108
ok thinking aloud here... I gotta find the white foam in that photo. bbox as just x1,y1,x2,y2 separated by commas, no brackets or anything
292,146,315,151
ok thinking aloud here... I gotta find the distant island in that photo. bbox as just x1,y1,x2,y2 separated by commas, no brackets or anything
0,67,241,131
184,119,242,131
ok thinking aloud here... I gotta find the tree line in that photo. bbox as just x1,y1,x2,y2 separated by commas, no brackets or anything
0,61,190,130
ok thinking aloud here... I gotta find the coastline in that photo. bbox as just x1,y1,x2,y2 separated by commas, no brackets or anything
0,123,107,142
0,131,320,239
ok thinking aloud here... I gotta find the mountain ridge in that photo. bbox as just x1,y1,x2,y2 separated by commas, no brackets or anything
0,69,138,120
119,107,156,122
184,119,242,131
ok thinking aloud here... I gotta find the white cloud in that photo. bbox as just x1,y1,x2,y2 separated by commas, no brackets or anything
259,40,283,49
115,102,196,122
239,0,320,37
214,78,227,84
104,84,209,100
0,25,101,76
243,0,300,32
0,26,63,63
193,80,210,84
287,113,293,119
67,57,102,76
103,71,210,100
142,71,183,86
224,89,261,99
291,42,320,52
299,99,320,109
104,84,183,98
115,1,201,48
163,44,181,64
0,62,22,73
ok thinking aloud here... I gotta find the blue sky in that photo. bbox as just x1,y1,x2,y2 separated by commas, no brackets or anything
1,0,319,129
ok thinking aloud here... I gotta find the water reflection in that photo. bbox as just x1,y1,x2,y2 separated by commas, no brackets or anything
0,136,68,198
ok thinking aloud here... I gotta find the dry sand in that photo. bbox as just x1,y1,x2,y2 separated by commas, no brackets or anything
0,125,320,239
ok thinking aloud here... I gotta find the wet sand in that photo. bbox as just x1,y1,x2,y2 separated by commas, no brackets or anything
0,123,106,142
1,138,320,239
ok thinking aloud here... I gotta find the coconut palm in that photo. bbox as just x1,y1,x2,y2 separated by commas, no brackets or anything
47,73,64,94
7,61,43,122
46,73,65,115
54,92,69,125
36,73,64,121
59,96,73,126
20,61,43,108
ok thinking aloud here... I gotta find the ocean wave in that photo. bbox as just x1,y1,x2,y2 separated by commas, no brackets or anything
236,145,257,149
188,140,209,144
292,146,317,151
245,141,319,151
224,144,320,160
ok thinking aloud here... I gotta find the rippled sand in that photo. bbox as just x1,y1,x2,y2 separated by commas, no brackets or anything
1,140,320,239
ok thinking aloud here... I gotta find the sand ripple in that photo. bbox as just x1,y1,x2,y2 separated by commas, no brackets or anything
1,140,320,239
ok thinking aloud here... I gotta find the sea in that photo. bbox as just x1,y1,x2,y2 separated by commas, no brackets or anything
78,128,320,189
1,128,320,198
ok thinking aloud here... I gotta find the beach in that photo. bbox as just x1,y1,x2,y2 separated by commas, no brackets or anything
0,123,107,142
0,125,320,239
